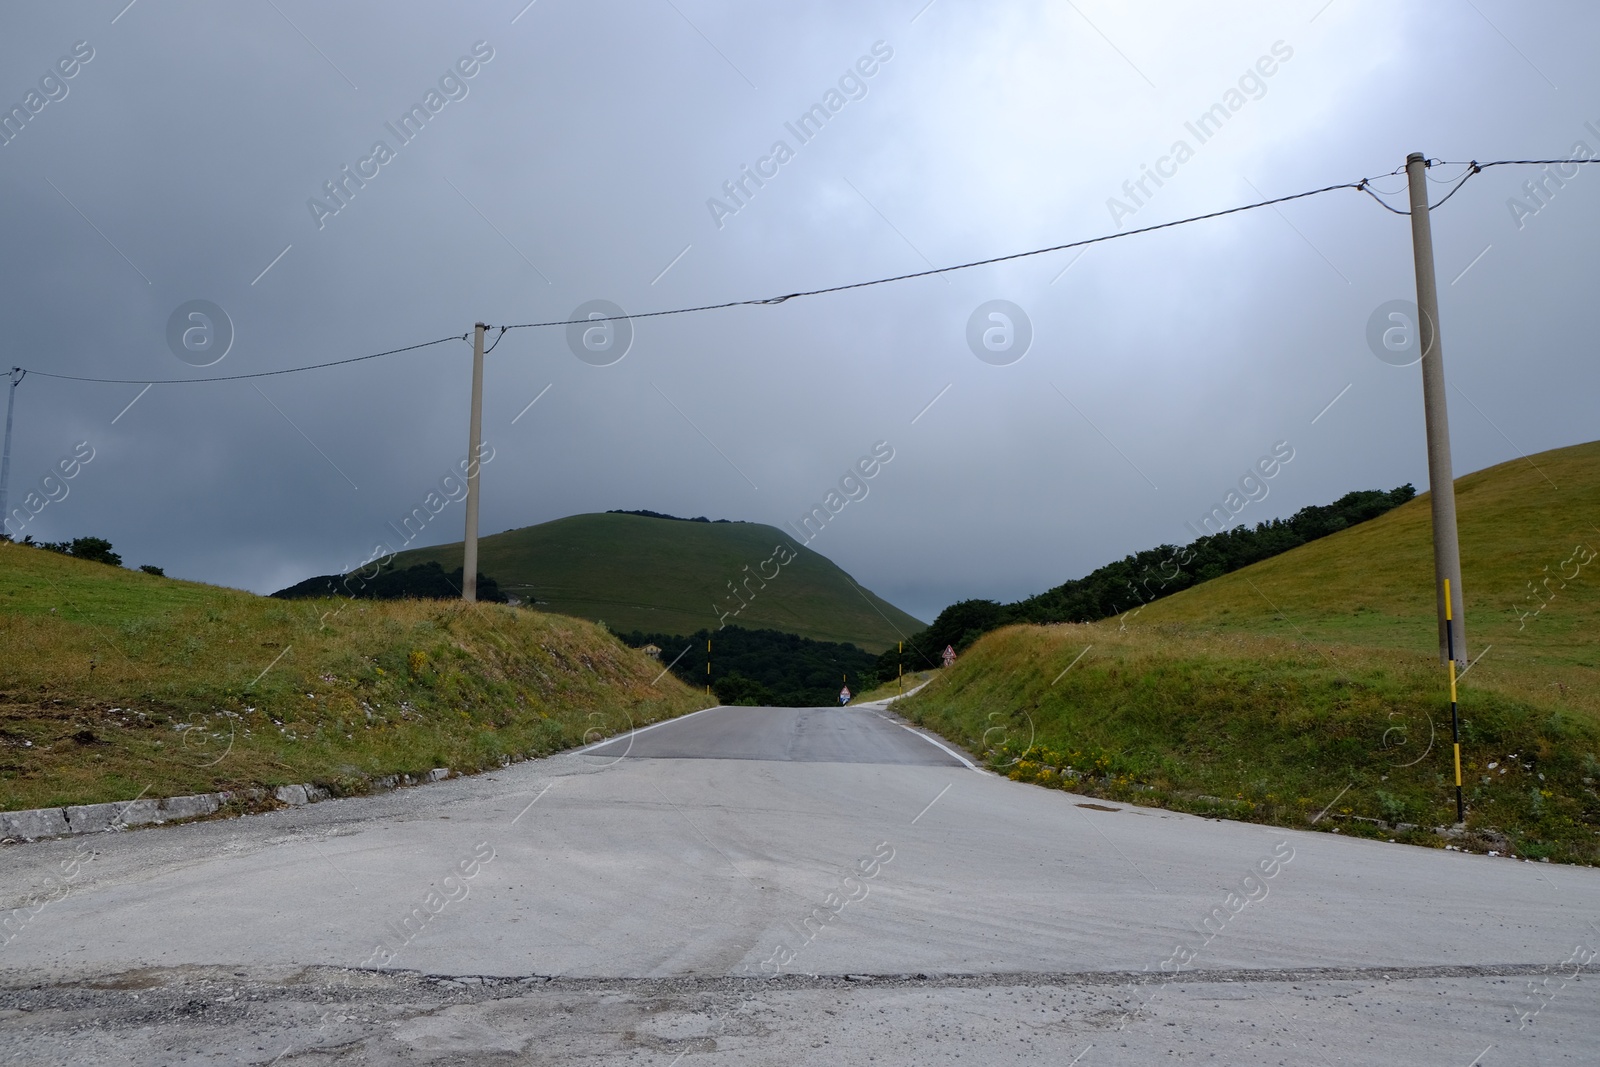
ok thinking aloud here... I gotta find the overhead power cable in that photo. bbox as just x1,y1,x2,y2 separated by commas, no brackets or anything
1357,160,1479,215
1425,165,1481,211
20,335,467,385
499,178,1379,331
1358,186,1413,215
1444,158,1600,169
17,158,1594,386
1359,157,1600,215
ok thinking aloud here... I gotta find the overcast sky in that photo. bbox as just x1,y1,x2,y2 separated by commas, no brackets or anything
2,0,1595,623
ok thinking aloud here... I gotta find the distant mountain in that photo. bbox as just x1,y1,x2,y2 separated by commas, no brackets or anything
368,512,924,653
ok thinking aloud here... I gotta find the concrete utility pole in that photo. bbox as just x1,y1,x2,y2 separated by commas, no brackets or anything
0,368,23,536
462,323,485,603
1405,152,1467,664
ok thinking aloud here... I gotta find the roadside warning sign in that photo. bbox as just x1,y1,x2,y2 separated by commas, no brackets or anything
839,686,851,705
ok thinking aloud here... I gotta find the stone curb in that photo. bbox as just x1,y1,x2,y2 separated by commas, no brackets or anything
0,766,453,843
1,793,224,841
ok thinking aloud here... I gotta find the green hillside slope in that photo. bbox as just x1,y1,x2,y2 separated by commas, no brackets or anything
1134,440,1600,665
898,441,1600,864
0,541,707,813
382,513,924,652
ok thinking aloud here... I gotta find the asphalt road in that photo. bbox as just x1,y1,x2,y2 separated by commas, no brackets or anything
581,703,973,764
2,702,1597,1065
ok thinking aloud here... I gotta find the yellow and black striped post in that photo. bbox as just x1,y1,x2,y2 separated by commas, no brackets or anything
898,641,903,693
1446,579,1464,824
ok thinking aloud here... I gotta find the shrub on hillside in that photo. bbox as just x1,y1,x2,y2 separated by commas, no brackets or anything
31,535,122,567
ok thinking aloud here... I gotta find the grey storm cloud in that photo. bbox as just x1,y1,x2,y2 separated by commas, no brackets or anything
2,0,1597,623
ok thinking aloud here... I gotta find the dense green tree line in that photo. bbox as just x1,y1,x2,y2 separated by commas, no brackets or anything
616,625,878,706
272,560,509,603
18,534,163,573
29,535,122,566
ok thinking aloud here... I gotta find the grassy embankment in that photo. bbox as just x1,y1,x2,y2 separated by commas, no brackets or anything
897,441,1600,864
0,541,709,813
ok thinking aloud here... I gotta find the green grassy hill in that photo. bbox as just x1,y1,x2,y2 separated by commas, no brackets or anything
898,441,1600,863
0,541,707,813
1131,441,1600,664
381,513,924,652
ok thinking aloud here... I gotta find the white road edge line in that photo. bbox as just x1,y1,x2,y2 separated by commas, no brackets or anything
574,703,726,754
896,723,982,772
